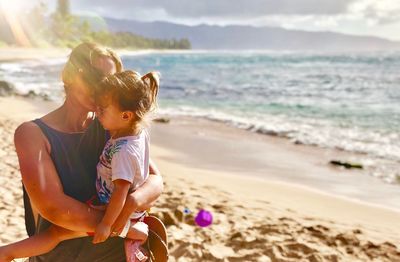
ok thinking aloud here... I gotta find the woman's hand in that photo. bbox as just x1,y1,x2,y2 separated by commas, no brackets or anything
93,222,112,244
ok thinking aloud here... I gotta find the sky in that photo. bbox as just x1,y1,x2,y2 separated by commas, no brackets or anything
9,0,400,41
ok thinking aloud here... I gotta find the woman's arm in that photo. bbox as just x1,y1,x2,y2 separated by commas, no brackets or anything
111,158,163,233
15,122,104,232
130,158,163,210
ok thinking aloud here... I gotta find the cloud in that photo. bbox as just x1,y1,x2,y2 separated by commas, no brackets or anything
39,0,398,28
349,0,400,25
70,0,357,20
40,0,400,40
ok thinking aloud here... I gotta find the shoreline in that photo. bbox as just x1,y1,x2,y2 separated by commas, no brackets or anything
2,95,400,211
151,115,400,211
0,47,69,62
2,47,398,188
0,47,193,63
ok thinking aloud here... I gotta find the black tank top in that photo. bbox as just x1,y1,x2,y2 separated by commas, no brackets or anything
23,118,126,261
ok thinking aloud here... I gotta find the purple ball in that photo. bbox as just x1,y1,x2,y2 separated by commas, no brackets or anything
195,209,213,227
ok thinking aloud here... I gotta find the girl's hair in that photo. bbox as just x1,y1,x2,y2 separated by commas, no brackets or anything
62,42,123,91
97,70,160,128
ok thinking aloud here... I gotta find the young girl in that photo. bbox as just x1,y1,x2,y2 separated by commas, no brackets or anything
0,70,160,262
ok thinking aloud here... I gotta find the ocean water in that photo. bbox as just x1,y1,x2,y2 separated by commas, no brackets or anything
1,50,399,184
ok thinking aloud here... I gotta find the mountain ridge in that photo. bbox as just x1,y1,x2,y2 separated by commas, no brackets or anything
102,18,400,51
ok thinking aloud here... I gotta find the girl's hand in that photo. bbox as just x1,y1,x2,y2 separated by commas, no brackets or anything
93,222,111,244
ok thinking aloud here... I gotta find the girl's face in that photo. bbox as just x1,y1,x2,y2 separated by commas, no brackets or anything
96,95,131,132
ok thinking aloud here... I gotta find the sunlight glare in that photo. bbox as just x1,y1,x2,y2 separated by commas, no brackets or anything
0,0,24,14
0,0,31,46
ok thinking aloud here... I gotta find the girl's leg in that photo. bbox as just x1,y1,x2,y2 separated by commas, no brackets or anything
126,221,148,242
0,225,86,261
124,221,149,262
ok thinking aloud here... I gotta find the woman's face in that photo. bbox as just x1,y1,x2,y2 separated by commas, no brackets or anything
69,56,117,111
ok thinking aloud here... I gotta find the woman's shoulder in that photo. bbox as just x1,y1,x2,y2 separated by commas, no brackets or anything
15,108,59,138
14,120,48,149
15,120,42,137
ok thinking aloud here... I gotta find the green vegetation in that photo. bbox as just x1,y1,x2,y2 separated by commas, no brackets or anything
90,31,191,49
1,0,191,49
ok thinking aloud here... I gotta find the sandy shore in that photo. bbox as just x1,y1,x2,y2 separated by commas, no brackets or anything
0,96,399,261
149,117,400,261
0,48,70,62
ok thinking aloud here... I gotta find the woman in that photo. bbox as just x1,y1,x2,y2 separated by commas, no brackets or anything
15,42,163,261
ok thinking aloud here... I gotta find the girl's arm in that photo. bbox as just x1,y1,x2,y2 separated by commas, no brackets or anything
112,158,163,234
15,122,104,232
92,179,130,243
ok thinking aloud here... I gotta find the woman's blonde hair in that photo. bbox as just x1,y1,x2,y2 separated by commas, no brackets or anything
96,70,160,128
62,42,123,91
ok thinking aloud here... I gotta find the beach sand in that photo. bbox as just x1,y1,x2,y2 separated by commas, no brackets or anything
0,95,399,261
